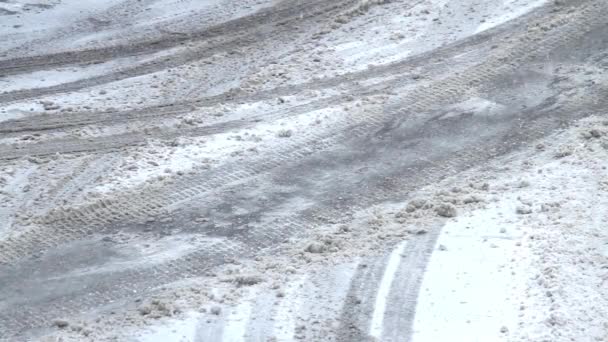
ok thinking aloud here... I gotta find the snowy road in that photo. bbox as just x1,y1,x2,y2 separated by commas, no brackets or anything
1,0,608,341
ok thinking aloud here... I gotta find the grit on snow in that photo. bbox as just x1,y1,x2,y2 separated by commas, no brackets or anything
1,0,608,341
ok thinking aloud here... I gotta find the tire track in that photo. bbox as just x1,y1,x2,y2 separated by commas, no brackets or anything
0,0,604,265
2,83,599,339
0,0,380,105
0,0,159,59
1,80,605,340
0,0,343,75
0,0,590,160
334,229,438,342
42,155,120,214
379,231,438,342
0,0,551,138
1,3,607,338
0,237,240,341
335,254,390,341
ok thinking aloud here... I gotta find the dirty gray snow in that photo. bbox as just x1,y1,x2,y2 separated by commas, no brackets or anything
1,0,608,341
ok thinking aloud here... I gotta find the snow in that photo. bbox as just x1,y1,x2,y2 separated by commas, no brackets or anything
412,201,527,341
0,47,183,92
137,313,200,342
475,0,548,34
0,164,34,238
0,0,124,52
272,276,307,341
437,97,507,120
3,0,608,340
92,103,349,196
328,0,551,73
222,296,255,342
0,107,34,123
0,0,272,54
0,0,123,34
49,235,221,280
412,117,608,342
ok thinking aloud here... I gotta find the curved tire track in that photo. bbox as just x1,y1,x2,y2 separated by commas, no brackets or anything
1,1,607,340
1,0,605,265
